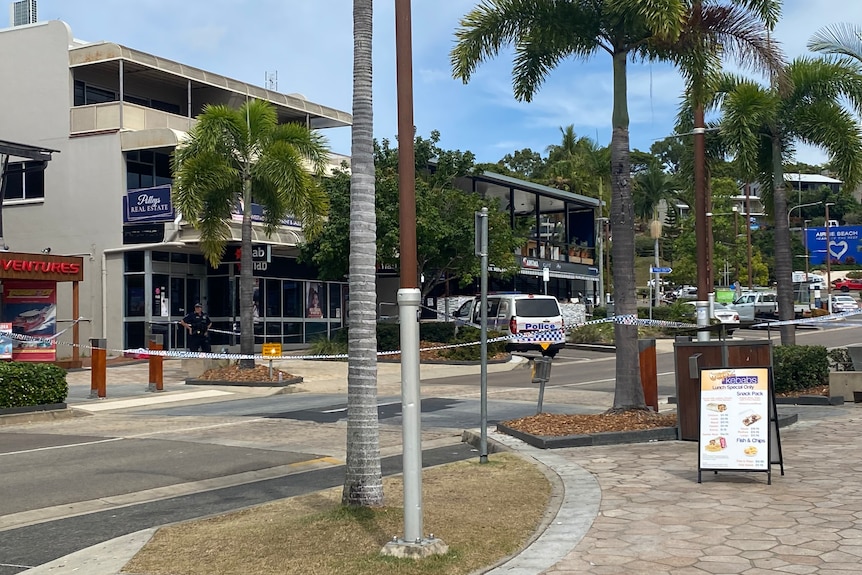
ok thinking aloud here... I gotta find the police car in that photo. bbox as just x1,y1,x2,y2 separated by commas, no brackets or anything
454,293,565,357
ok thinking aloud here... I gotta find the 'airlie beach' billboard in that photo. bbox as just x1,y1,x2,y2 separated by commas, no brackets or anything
805,225,862,265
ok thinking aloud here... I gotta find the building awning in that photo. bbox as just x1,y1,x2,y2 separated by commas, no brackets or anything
518,268,599,282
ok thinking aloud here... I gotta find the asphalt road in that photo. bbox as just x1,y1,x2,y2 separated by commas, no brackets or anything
2,324,860,573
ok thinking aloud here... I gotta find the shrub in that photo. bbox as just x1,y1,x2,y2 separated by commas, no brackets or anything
376,324,400,353
846,270,862,279
420,322,458,343
439,326,507,361
568,322,614,343
591,306,608,319
307,337,348,357
0,362,68,409
772,345,828,393
827,347,852,371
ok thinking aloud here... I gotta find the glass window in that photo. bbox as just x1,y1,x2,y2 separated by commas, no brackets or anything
2,161,45,201
207,276,231,317
152,251,170,262
265,279,282,317
305,322,328,343
124,321,145,350
329,284,342,319
283,280,302,317
170,253,188,263
284,322,302,344
124,251,145,273
125,275,145,317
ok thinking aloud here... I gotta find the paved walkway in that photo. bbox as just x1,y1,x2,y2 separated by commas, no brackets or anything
7,357,862,575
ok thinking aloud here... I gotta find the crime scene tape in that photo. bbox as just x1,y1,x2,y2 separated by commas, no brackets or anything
3,310,857,362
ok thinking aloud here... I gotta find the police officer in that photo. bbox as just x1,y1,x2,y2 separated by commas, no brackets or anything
180,303,212,352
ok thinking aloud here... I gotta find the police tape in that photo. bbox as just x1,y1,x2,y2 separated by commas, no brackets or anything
751,308,862,328
3,311,856,362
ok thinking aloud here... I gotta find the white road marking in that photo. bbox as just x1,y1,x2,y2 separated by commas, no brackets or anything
72,390,233,412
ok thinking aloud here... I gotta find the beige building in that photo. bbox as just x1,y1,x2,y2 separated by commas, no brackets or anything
0,20,351,355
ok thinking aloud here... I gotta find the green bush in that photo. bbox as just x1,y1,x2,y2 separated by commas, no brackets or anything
568,322,615,343
773,345,828,393
420,322,458,343
845,270,862,279
827,347,853,371
376,324,400,353
591,306,608,319
0,362,68,409
439,326,507,361
307,337,348,356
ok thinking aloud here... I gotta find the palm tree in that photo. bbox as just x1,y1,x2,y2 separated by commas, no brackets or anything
713,57,862,344
451,0,693,411
809,22,862,62
341,0,383,508
545,125,610,198
651,0,782,319
172,99,329,367
633,164,678,225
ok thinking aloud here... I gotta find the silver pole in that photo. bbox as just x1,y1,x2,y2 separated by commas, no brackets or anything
398,287,423,541
596,218,605,306
478,208,489,463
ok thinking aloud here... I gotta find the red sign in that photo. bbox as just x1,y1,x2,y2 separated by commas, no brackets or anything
0,252,84,282
1,259,80,274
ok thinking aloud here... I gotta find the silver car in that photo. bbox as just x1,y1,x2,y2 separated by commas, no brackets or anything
830,295,859,314
685,302,740,334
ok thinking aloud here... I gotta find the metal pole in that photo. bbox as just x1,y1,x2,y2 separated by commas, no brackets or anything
825,204,833,314
478,207,489,464
394,0,425,547
746,184,753,289
804,220,811,278
596,217,604,305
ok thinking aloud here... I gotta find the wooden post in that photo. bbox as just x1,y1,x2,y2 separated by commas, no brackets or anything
72,281,80,368
639,339,658,411
89,338,106,399
148,335,164,392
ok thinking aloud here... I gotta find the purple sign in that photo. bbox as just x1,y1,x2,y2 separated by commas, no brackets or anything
805,225,862,265
123,185,175,223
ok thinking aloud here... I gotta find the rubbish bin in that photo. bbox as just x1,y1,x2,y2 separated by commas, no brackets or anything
673,337,773,441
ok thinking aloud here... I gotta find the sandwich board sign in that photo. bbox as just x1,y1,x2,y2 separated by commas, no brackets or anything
697,366,784,484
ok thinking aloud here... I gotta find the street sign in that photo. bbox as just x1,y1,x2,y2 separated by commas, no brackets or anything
650,266,672,274
262,343,282,357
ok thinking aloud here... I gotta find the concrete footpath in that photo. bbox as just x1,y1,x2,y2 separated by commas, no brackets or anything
5,356,862,575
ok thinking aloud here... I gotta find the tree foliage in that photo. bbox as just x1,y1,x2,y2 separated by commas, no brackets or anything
302,132,526,297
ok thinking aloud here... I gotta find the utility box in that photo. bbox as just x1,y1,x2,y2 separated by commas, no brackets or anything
673,338,773,441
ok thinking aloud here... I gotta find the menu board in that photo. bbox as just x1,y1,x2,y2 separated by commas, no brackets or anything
699,367,770,472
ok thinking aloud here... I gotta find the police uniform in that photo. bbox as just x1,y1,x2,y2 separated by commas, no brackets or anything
181,304,212,352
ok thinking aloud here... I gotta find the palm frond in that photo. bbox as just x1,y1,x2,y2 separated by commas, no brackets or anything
808,22,862,62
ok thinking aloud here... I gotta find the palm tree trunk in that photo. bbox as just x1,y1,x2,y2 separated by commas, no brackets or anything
610,51,644,411
772,132,796,345
342,0,383,507
239,175,255,368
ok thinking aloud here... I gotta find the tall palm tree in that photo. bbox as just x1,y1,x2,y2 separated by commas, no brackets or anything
451,0,691,411
172,99,329,367
633,164,678,225
652,0,782,320
342,0,383,507
546,125,610,198
713,57,862,343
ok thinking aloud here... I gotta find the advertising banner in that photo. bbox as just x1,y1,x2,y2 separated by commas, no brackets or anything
0,322,12,359
805,225,862,265
123,185,175,224
231,201,302,229
699,367,770,473
2,280,57,361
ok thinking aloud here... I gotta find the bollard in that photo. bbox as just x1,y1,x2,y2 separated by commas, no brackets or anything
89,338,107,399
147,334,164,392
638,339,658,411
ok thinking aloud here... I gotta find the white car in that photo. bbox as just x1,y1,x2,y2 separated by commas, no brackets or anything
685,301,740,334
830,295,859,314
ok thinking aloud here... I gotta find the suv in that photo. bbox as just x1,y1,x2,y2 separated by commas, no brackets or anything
454,293,565,357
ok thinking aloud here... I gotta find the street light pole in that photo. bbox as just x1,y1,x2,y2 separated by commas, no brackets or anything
745,183,753,288
803,219,811,279
825,203,834,314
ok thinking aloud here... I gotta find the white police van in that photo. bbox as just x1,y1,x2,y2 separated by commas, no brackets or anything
454,293,565,357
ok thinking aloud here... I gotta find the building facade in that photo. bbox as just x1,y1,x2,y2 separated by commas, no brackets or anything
0,21,352,355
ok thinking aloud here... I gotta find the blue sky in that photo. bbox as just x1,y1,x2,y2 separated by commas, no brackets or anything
36,0,862,167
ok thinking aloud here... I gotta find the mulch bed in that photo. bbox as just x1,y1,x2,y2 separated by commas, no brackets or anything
775,384,829,398
196,364,298,383
503,410,678,437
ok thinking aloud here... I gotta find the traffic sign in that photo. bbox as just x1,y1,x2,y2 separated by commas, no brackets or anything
650,266,672,274
262,343,282,357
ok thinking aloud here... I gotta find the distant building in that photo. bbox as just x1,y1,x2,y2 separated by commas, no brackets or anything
9,0,36,26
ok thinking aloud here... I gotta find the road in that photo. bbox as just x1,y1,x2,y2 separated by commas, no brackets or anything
1,324,860,573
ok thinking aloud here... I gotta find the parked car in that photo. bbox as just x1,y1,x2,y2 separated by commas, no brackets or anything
830,294,859,313
453,293,565,357
728,291,778,322
684,301,740,334
832,278,862,292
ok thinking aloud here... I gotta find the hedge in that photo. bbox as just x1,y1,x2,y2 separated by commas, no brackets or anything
0,362,68,409
772,345,828,394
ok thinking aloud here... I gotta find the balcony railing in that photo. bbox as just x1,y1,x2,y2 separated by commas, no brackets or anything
70,102,195,135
